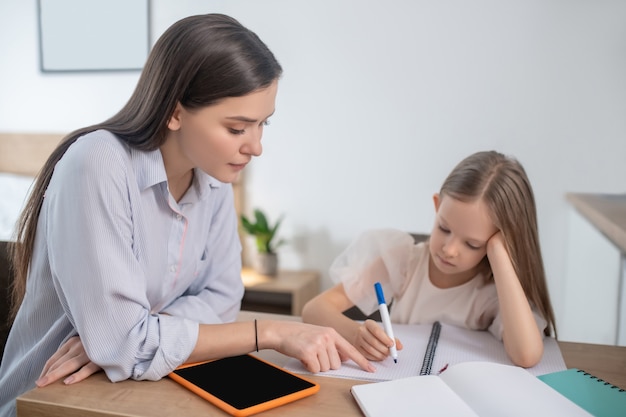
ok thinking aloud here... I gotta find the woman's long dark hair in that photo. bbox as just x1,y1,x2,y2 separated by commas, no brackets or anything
9,13,282,319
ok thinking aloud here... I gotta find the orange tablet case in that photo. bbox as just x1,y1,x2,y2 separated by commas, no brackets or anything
168,354,319,416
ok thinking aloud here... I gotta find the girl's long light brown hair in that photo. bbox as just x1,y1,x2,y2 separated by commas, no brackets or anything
440,151,557,337
9,14,282,320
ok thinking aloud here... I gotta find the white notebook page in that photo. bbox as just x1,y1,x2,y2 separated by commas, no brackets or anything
284,322,566,381
350,362,591,417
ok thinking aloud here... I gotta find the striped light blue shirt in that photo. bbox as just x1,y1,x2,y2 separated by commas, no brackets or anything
0,130,244,416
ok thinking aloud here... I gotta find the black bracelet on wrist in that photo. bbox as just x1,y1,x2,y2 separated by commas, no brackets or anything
254,319,259,352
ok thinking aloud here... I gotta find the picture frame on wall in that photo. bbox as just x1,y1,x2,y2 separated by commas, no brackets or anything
38,0,150,73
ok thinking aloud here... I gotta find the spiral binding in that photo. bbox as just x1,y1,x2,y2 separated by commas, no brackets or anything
420,321,442,375
577,369,625,392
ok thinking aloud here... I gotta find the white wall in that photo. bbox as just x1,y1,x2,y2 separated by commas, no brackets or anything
2,0,626,337
0,0,139,131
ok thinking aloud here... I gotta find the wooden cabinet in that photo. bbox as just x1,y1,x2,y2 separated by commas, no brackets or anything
562,193,626,346
241,268,320,316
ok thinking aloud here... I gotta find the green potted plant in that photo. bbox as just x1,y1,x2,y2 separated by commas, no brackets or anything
240,208,286,275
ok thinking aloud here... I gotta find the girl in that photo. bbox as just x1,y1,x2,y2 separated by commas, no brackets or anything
302,151,557,368
0,14,372,417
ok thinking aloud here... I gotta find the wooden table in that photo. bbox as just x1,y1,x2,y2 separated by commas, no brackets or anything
16,312,626,417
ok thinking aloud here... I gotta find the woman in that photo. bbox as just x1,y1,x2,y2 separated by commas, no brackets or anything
0,14,372,417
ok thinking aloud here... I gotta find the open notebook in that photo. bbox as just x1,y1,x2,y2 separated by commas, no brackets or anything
350,361,591,417
284,322,566,381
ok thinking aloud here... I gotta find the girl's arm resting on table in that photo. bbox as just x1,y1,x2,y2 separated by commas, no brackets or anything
302,284,403,362
488,232,543,368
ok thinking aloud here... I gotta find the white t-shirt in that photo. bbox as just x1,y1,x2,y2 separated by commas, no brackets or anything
330,229,547,340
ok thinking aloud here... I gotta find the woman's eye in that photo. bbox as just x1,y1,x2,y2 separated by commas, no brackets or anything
229,128,245,135
438,225,450,233
262,119,271,127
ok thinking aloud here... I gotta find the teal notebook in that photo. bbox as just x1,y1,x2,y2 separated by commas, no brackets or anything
538,368,626,417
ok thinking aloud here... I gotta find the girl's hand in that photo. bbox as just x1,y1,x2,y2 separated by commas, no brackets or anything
353,319,404,362
36,336,102,387
486,231,508,261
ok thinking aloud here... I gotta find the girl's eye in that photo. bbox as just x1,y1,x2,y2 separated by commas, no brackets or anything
466,243,482,250
438,225,450,233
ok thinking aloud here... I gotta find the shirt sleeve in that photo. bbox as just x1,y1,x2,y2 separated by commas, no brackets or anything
45,136,197,382
329,229,415,316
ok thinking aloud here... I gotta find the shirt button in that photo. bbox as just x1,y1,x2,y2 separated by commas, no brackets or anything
176,214,182,221
169,265,176,273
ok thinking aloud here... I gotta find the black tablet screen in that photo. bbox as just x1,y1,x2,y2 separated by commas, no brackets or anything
171,354,316,410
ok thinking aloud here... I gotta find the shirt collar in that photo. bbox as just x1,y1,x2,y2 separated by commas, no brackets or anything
131,147,166,191
131,147,223,202
194,168,223,198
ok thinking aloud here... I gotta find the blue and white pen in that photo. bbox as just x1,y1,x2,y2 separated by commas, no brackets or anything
374,282,398,363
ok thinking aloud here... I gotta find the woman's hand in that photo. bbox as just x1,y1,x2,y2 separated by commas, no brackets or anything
263,320,377,374
352,319,404,361
36,336,102,387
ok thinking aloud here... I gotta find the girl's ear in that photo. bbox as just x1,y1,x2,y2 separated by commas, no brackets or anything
433,193,441,212
167,102,183,131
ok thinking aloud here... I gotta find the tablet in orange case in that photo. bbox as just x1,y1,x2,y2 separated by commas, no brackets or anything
168,354,319,416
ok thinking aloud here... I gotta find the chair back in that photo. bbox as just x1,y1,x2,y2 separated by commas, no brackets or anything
0,241,12,363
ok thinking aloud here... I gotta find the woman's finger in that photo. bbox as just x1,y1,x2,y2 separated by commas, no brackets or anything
39,339,74,377
64,362,103,385
335,333,376,372
316,350,331,373
326,344,342,371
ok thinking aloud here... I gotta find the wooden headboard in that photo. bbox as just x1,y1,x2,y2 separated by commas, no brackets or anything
0,133,65,176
